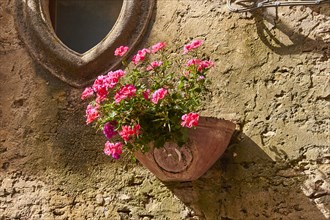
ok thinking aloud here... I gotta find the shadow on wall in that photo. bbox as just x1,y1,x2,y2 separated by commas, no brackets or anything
23,2,157,173
164,134,328,219
252,5,330,56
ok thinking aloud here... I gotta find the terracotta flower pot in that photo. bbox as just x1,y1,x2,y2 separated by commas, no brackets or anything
134,117,236,182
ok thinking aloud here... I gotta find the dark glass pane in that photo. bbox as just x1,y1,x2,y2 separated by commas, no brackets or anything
50,0,123,53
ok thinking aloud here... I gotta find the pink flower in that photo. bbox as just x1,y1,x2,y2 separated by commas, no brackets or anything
132,55,144,65
187,58,201,67
143,89,150,100
132,48,150,65
197,60,214,72
92,70,125,103
86,104,99,124
198,75,205,81
183,40,204,54
104,141,123,159
114,84,136,104
151,42,166,53
81,87,94,100
133,124,141,136
183,71,190,78
111,69,125,77
119,126,134,141
151,88,168,104
114,46,129,57
93,75,109,103
146,61,163,71
186,59,214,73
103,122,117,139
105,69,125,88
181,112,199,128
119,124,141,141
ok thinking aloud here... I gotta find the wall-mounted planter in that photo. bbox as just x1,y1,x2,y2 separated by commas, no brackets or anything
14,0,155,88
134,117,236,182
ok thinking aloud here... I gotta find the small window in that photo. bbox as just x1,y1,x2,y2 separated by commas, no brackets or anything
49,0,123,53
15,0,155,87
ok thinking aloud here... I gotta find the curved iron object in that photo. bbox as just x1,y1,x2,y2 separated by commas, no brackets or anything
227,0,330,12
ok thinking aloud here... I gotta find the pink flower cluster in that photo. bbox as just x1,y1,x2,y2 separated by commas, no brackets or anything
181,112,199,128
151,88,168,104
132,48,150,65
114,46,129,57
104,141,123,159
114,84,137,104
81,87,94,100
151,42,166,53
81,70,125,103
102,122,141,158
187,59,214,72
146,61,163,71
82,41,211,160
102,123,141,159
131,42,165,65
86,104,99,124
119,124,141,142
183,40,204,54
197,60,214,72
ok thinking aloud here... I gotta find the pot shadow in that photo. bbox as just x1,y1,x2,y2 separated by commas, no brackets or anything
163,133,328,219
251,4,329,56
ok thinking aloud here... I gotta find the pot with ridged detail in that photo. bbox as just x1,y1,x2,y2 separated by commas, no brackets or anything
134,117,236,182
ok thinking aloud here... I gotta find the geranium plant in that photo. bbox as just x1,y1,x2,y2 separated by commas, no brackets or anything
81,40,214,159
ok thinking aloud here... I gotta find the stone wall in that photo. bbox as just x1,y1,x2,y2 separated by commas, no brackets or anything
0,0,329,219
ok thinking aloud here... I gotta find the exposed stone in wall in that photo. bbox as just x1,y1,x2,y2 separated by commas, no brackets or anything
0,0,329,219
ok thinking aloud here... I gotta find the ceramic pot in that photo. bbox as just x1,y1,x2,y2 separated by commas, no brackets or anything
134,117,236,182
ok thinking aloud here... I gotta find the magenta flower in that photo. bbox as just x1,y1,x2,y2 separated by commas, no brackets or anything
143,89,150,100
104,141,123,159
114,84,137,104
151,88,168,104
86,104,99,124
103,122,117,139
132,48,150,65
146,61,163,71
181,112,199,128
151,42,166,53
81,87,94,100
114,46,129,57
183,40,204,54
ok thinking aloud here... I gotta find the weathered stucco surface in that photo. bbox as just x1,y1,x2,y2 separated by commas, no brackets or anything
0,0,329,219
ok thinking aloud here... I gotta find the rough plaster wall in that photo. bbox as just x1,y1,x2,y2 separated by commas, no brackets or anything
0,0,329,219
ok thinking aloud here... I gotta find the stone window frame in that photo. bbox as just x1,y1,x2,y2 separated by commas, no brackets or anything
14,0,155,87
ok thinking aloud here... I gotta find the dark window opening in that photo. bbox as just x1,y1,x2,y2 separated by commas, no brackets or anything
49,0,123,54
